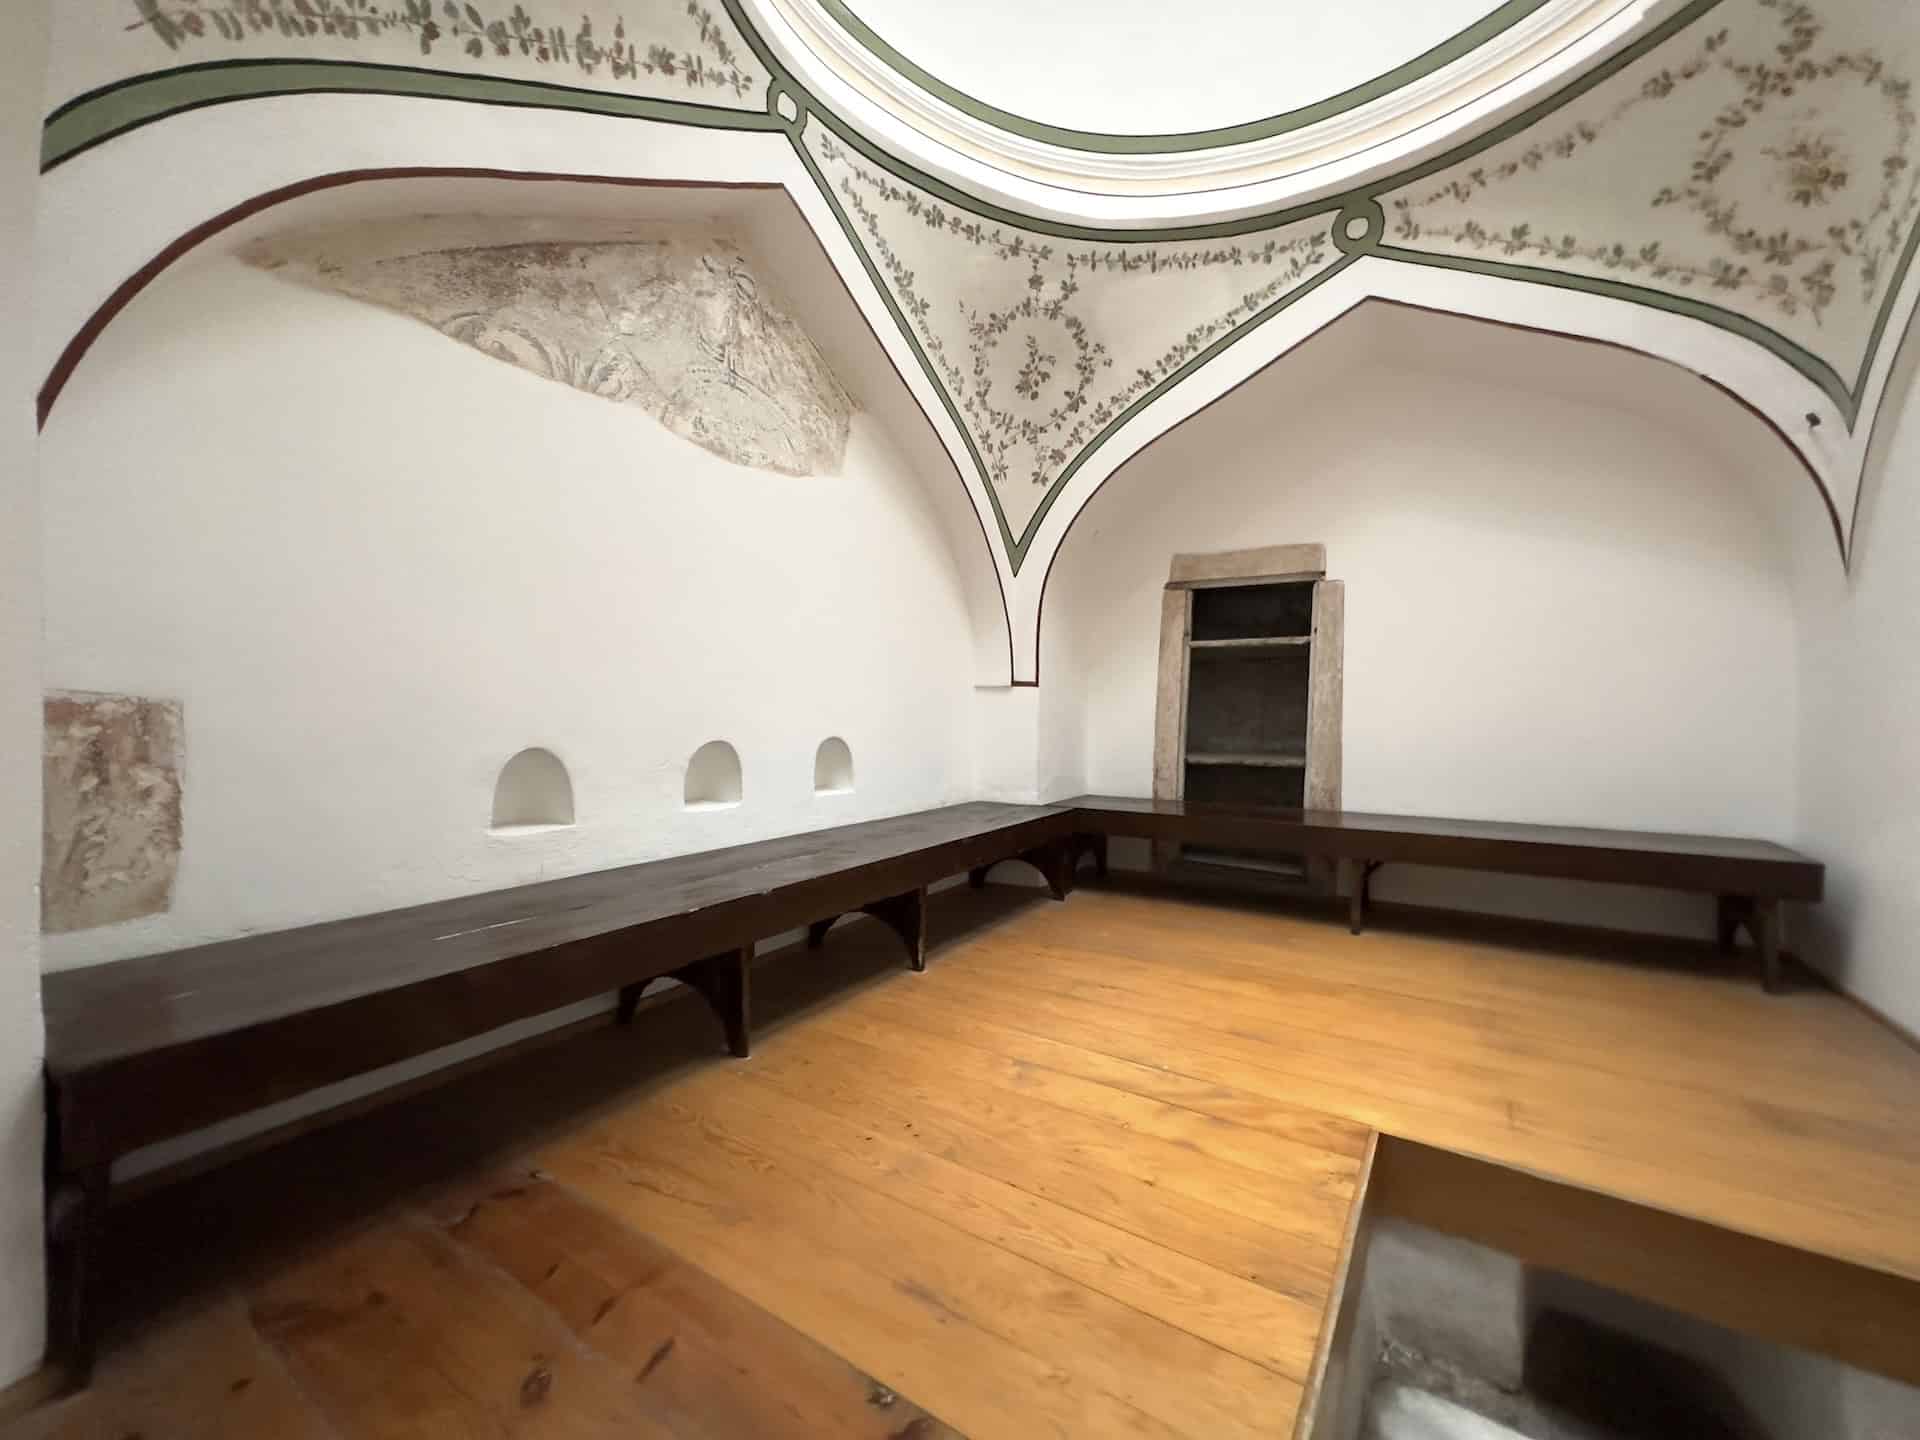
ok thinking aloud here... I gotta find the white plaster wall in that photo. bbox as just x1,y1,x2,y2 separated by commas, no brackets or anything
0,0,50,1388
1793,359,1920,1038
1047,325,1802,939
38,247,977,969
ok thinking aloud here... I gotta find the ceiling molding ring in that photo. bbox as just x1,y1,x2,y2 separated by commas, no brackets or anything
1334,199,1388,256
743,0,1656,211
767,75,807,135
800,0,1564,154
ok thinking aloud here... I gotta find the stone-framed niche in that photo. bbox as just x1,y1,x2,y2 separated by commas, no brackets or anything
1151,544,1344,885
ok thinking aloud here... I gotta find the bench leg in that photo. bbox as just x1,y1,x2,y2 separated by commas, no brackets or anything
1068,832,1109,881
1026,838,1074,901
1715,895,1784,993
805,918,835,950
46,1162,108,1387
1716,894,1752,954
862,888,928,972
1753,898,1783,994
615,982,644,1025
967,865,990,889
1343,859,1375,935
671,946,752,1057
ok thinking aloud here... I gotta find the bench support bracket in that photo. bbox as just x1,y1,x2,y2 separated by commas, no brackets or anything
1717,895,1784,993
44,1148,107,1388
1340,859,1384,935
967,837,1076,901
619,946,753,1056
806,887,928,972
673,945,752,1057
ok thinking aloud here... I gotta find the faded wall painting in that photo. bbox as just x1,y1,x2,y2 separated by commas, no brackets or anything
249,222,854,476
42,692,184,934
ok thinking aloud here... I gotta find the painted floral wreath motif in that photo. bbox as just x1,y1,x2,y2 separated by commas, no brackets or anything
1390,0,1916,328
819,133,1331,498
127,0,756,97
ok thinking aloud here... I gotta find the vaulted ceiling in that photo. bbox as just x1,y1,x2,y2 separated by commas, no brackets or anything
32,0,1920,679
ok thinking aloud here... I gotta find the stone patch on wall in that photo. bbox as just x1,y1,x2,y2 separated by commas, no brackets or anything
42,692,184,934
248,220,854,477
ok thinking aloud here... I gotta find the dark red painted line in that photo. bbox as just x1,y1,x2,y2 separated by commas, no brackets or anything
36,167,780,430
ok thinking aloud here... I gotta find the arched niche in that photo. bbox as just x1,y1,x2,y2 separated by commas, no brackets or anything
814,736,855,795
1035,296,1837,682
33,167,1016,684
685,740,743,809
491,747,574,831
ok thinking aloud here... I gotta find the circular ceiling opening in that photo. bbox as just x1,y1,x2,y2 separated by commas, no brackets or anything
804,0,1542,145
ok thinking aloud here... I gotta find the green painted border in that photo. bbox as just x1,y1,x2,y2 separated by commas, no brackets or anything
42,58,778,169
812,0,1559,153
771,0,1888,572
36,0,1920,576
1370,244,1855,415
794,118,1360,567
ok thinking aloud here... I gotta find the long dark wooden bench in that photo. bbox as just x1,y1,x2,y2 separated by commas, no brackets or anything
1065,795,1825,991
39,801,1085,1380
40,794,1821,1384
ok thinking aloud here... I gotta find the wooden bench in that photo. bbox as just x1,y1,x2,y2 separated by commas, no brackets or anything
39,802,1085,1380
39,794,1821,1383
1065,796,1825,992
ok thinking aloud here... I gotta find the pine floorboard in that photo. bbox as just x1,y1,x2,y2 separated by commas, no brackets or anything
10,879,1920,1439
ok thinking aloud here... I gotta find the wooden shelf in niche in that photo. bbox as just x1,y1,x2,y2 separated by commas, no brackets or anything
1186,752,1306,768
1188,636,1312,651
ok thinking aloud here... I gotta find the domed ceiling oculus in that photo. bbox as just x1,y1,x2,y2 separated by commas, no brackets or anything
795,0,1557,148
748,0,1647,208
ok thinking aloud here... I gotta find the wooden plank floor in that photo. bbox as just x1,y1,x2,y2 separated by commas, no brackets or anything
12,881,1920,1438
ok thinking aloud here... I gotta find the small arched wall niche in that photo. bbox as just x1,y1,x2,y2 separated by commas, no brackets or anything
491,747,575,831
685,740,744,809
814,736,855,795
